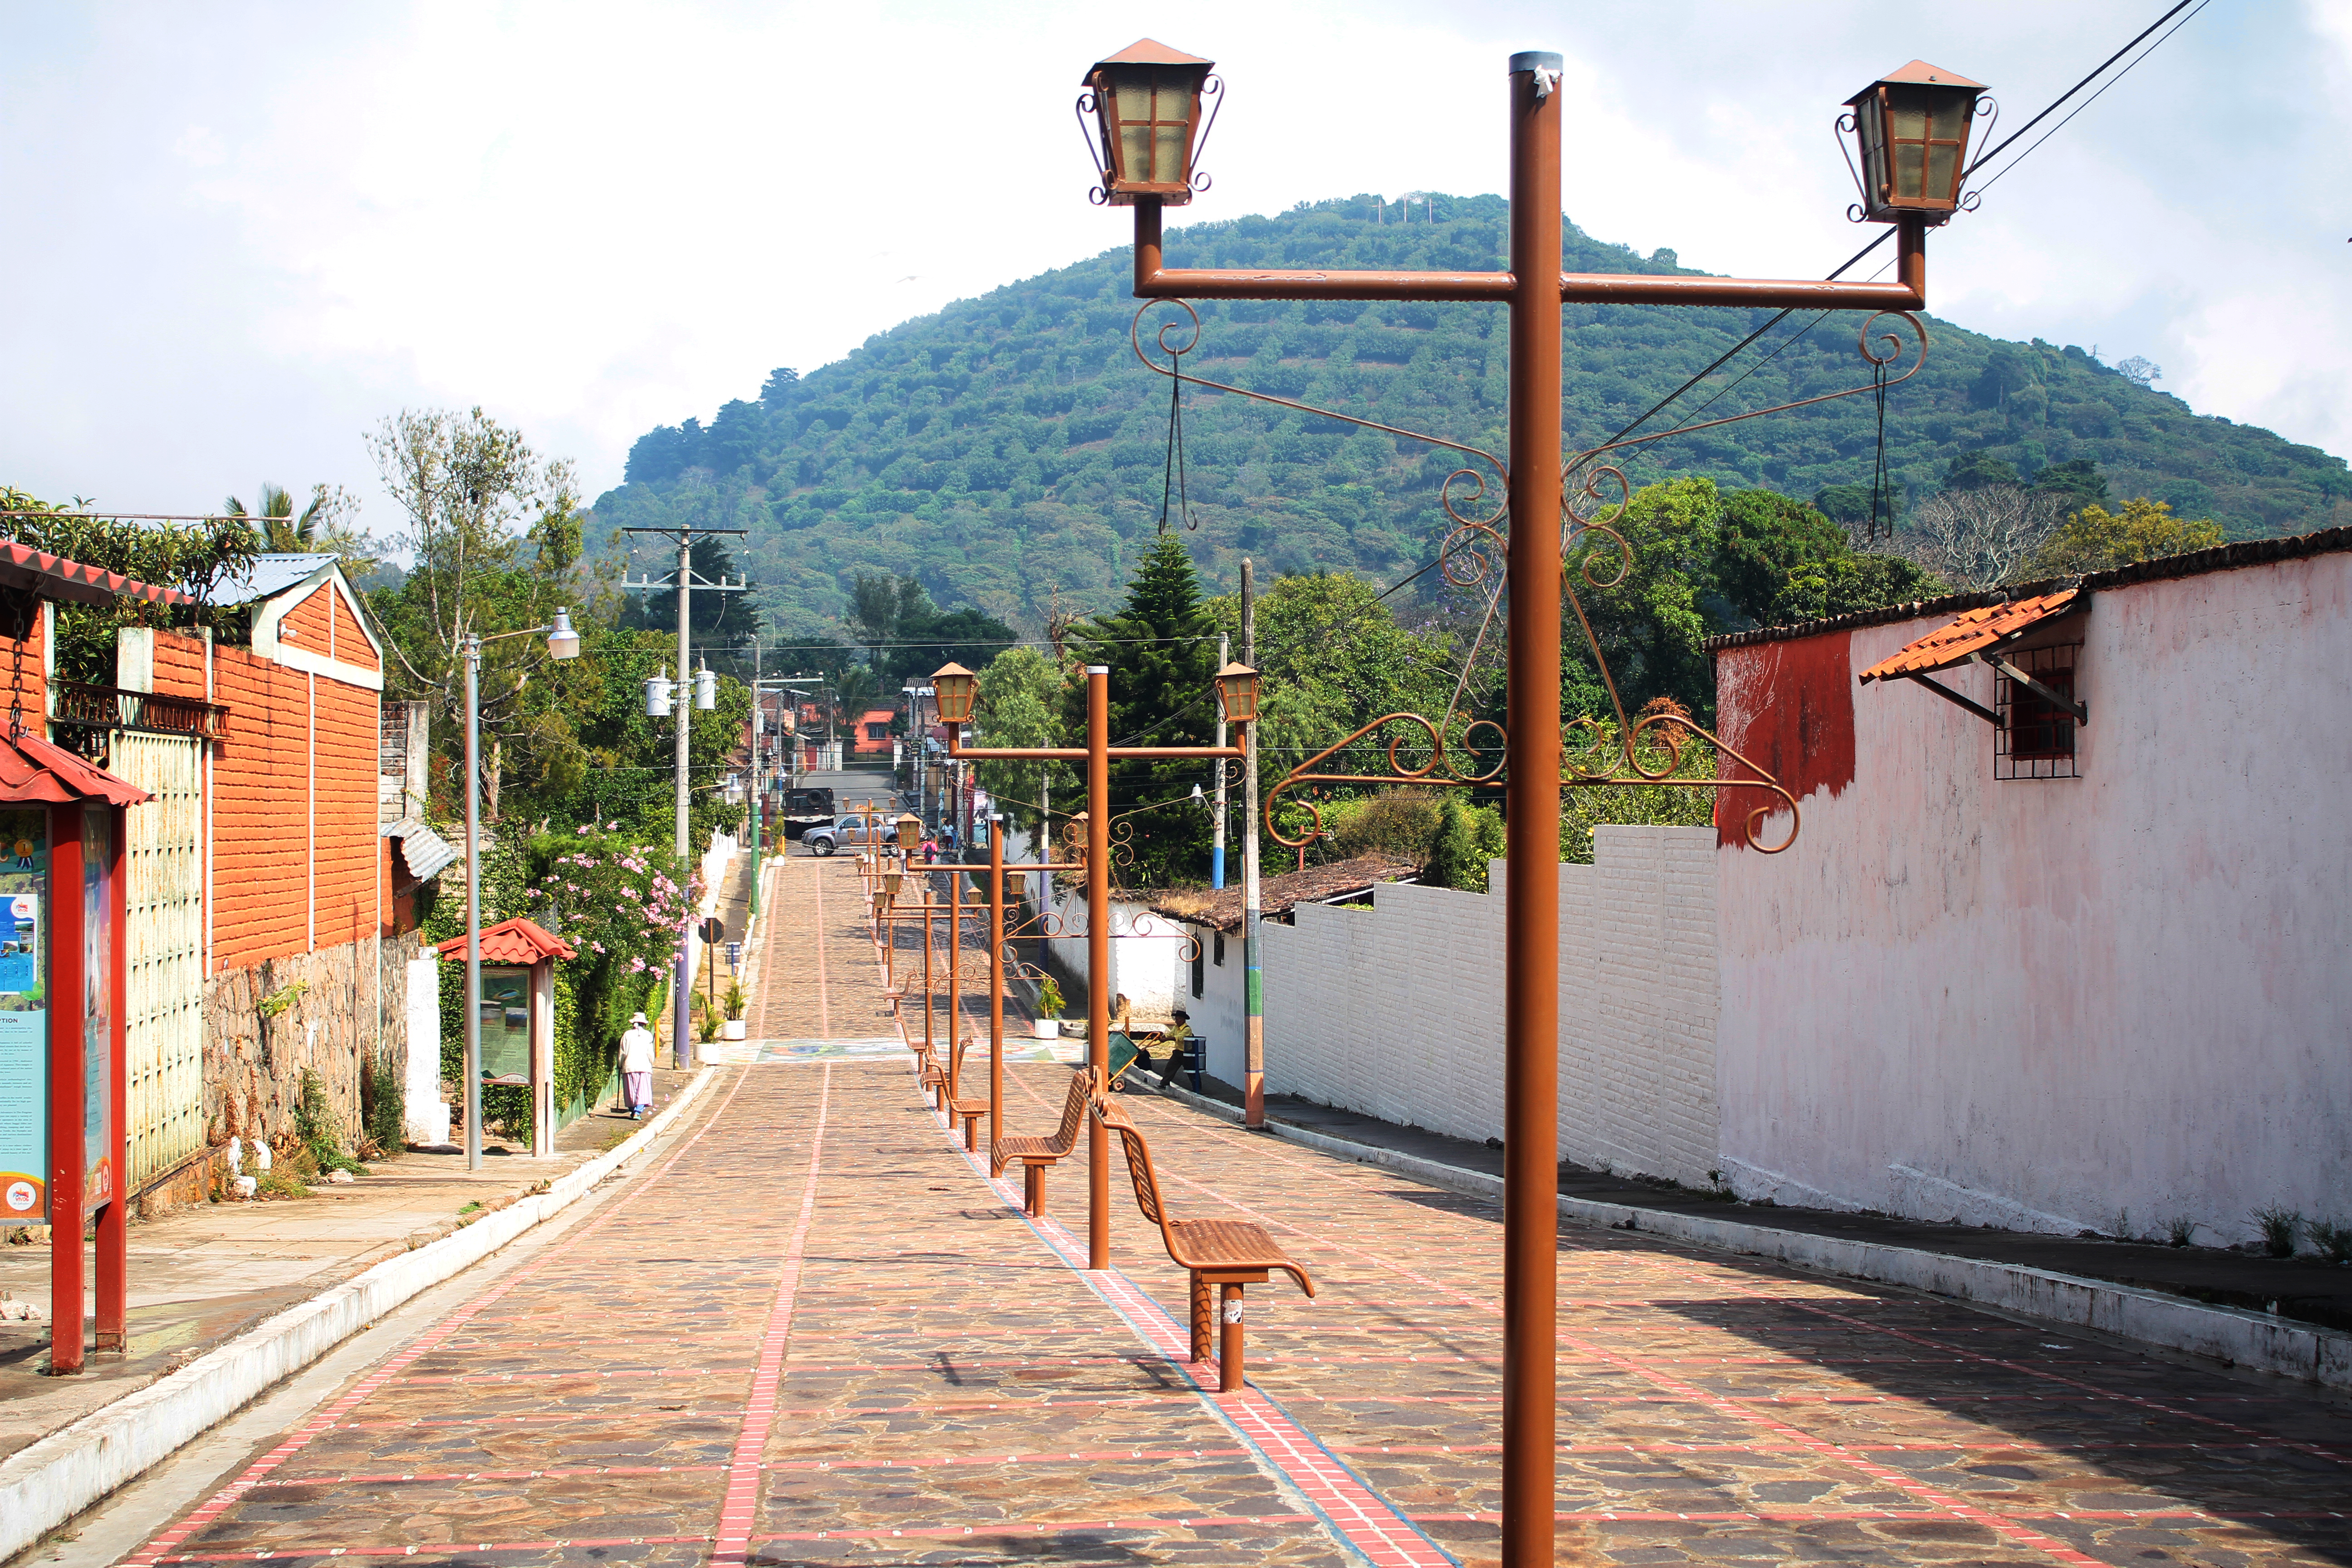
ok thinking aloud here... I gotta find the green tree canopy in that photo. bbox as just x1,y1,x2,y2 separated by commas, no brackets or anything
2019,496,2225,578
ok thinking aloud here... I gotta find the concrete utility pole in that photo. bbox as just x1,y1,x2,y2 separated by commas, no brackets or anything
1241,561,1263,1126
621,524,745,1069
1213,631,1229,889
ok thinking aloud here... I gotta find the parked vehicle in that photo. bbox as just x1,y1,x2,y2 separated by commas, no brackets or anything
777,785,837,840
799,812,889,857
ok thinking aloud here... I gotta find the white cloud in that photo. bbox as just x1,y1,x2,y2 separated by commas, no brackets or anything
0,0,2341,533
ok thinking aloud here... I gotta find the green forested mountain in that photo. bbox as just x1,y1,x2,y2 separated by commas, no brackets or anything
593,193,2349,635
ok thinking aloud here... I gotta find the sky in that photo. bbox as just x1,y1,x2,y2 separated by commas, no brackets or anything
2,0,2344,537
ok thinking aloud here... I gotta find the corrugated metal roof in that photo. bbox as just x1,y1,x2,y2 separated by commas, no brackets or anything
210,553,335,607
383,816,459,882
434,915,576,965
1857,590,2081,683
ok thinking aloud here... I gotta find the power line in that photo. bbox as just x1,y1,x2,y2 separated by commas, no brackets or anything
1960,0,2196,178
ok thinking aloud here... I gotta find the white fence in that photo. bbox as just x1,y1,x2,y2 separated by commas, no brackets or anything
1260,826,1720,1188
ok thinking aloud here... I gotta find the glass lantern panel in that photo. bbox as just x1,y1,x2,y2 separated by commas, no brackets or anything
1118,118,1152,183
1856,98,1888,199
1152,120,1186,186
1885,85,1930,145
1893,140,1926,200
1926,142,1960,202
1927,91,1975,144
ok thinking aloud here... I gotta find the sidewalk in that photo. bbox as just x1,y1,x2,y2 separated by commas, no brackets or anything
1148,1076,2352,1341
0,1066,696,1469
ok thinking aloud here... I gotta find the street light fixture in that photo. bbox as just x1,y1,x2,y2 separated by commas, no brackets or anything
461,615,582,1174
1843,61,1987,222
931,662,978,725
1213,660,1261,725
1080,39,1217,205
882,860,904,897
896,812,922,853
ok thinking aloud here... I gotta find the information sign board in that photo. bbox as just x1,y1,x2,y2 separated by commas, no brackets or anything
0,811,47,1223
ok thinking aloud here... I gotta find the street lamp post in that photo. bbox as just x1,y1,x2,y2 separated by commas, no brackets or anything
938,657,1253,1269
1073,36,1979,1565
462,609,580,1173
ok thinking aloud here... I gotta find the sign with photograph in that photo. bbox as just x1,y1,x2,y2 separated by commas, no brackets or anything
478,964,533,1084
0,811,49,1222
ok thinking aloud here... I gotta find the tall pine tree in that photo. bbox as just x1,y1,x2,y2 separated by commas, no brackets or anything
1063,533,1219,886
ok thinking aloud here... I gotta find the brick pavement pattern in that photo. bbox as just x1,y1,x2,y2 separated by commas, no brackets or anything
115,862,2352,1568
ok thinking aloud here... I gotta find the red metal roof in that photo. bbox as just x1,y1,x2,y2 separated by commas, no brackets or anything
1857,590,2082,684
434,916,577,965
0,729,152,805
0,540,192,608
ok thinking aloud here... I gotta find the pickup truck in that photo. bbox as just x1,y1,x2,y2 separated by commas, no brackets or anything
799,813,891,857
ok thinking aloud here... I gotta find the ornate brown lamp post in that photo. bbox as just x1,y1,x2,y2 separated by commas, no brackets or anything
1073,37,1980,1565
939,659,1244,1269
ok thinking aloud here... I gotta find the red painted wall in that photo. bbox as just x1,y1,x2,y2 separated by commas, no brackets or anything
1711,629,1857,850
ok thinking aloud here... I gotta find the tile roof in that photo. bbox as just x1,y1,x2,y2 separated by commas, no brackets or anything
0,729,152,805
1141,853,1418,934
435,915,577,965
1857,589,2081,683
0,540,192,608
1705,524,2352,657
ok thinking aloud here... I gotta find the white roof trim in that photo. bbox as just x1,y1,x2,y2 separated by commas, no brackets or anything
250,561,385,691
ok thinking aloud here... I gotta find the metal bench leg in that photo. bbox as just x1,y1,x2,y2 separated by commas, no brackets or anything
1026,1164,1042,1216
1220,1284,1245,1392
964,1115,978,1152
1189,1273,1212,1363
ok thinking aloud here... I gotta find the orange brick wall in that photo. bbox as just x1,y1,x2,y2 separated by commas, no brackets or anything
169,621,380,973
0,612,46,725
327,590,378,672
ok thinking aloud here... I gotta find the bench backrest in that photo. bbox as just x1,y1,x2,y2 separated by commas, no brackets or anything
1044,1069,1090,1156
1091,1095,1174,1235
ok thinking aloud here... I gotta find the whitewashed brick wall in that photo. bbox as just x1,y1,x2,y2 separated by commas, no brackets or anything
1263,825,1718,1187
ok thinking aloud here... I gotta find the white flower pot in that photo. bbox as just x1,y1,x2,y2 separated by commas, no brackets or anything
1034,1019,1060,1039
721,1019,747,1040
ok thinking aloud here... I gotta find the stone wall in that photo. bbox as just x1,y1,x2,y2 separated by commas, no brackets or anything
203,928,425,1154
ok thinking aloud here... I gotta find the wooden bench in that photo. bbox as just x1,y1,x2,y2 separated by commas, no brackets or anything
1089,1094,1314,1392
945,1032,989,1149
990,1069,1089,1216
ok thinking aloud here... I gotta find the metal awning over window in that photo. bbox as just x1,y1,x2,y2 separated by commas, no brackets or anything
1858,588,2088,729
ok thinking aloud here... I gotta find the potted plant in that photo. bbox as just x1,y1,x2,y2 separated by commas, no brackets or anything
1034,976,1064,1039
721,980,748,1040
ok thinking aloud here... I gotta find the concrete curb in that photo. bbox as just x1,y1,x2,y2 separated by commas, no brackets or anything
1137,1074,2352,1395
0,1067,721,1564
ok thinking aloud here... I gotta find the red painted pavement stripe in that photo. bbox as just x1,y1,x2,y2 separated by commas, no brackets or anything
712,1060,831,1566
949,1066,1456,1566
1117,1094,2113,1568
122,1067,755,1568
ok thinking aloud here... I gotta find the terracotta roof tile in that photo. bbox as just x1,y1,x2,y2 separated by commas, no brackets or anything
1857,589,2081,683
0,730,152,805
435,915,577,965
1140,853,1417,934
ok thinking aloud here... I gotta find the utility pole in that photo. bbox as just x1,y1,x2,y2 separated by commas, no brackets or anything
748,634,762,918
1213,631,1229,889
1241,562,1263,1127
622,524,745,1069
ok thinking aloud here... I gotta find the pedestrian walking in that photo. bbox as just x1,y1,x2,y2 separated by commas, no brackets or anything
619,1011,657,1118
922,835,939,864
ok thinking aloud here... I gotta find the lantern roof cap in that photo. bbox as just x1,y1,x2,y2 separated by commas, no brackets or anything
1084,38,1212,82
1847,60,1986,104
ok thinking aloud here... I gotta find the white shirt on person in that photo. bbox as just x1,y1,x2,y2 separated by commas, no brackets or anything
619,1027,657,1074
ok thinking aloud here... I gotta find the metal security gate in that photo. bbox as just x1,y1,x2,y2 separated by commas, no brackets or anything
112,730,206,1191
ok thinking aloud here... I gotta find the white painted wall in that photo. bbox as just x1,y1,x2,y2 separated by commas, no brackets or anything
1042,882,1182,1022
1259,827,1721,1187
1715,552,2352,1246
402,957,447,1145
1179,922,1249,1088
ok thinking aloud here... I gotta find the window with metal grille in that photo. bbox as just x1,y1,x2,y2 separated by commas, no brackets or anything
1190,938,1205,998
1994,643,2080,779
1212,929,1225,967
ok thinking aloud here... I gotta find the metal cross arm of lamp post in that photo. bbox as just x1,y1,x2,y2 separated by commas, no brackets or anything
461,609,583,1174
933,657,1254,1271
1073,37,1986,1568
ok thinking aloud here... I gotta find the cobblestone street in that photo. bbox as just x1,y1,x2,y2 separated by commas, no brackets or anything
106,857,2352,1567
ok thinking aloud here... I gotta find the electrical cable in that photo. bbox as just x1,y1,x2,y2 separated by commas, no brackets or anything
1960,0,2195,179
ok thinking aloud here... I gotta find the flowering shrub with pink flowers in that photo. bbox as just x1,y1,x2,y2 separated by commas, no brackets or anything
527,822,703,980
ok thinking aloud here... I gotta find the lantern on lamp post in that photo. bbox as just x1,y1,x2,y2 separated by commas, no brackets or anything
896,812,922,853
931,662,977,725
1842,61,1988,223
1079,39,1219,205
1213,661,1261,725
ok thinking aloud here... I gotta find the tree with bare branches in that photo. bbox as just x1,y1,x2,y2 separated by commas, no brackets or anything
1899,484,2065,589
